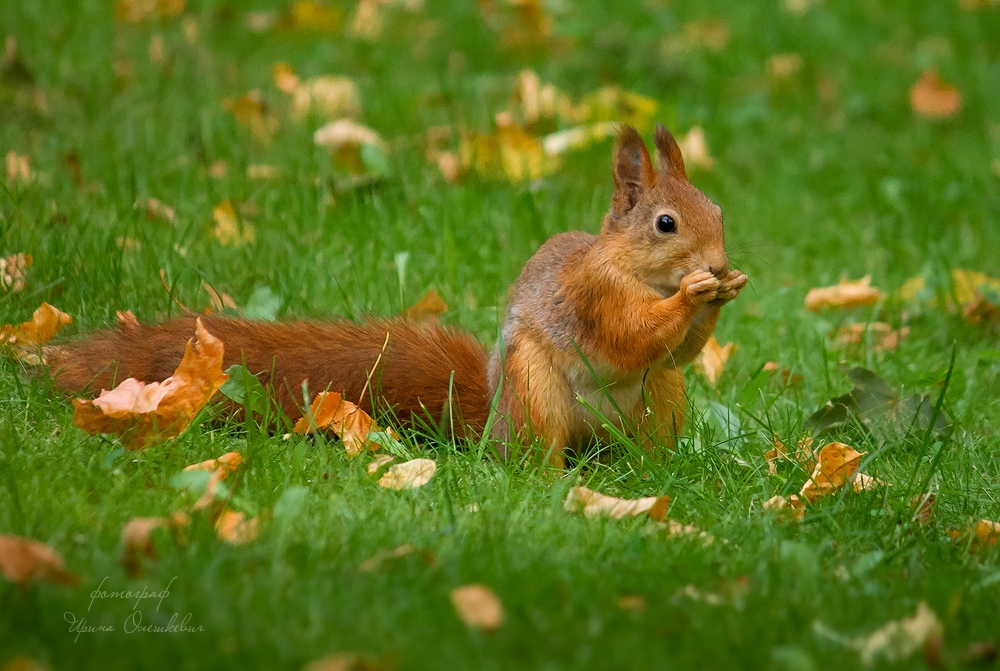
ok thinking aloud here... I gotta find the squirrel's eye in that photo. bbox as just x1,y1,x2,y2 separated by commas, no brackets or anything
655,214,677,234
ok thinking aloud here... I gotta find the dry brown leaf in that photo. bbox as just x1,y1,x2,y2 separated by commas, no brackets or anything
213,200,256,246
563,486,670,521
120,512,189,577
203,282,238,312
1,303,73,354
910,71,961,119
450,584,504,632
294,391,394,456
695,335,735,386
140,197,175,223
214,510,260,545
292,76,360,120
762,494,805,521
378,458,437,490
402,288,448,322
366,454,396,475
798,442,866,503
5,152,31,182
72,318,229,449
805,276,881,311
184,451,242,477
0,253,32,292
949,519,1000,547
0,534,78,585
767,53,803,80
837,322,910,352
677,126,714,171
272,62,300,94
115,0,184,22
313,119,384,150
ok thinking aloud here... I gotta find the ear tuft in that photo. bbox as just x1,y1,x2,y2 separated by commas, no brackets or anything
653,123,687,180
611,125,655,214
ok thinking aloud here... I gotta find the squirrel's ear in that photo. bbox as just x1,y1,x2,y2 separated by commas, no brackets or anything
612,125,656,214
653,123,687,180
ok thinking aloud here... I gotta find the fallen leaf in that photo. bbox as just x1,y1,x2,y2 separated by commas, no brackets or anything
115,0,185,22
222,90,278,141
213,200,256,246
116,236,141,252
459,122,559,182
837,323,910,352
508,69,586,129
0,252,32,292
762,494,805,521
279,0,343,33
313,119,388,175
181,16,198,42
677,126,714,171
0,534,78,585
1,303,73,356
563,485,670,521
214,510,260,545
764,435,788,476
203,282,239,312
852,472,888,492
682,19,730,51
910,493,935,527
294,391,395,456
247,164,278,180
450,584,504,631
291,76,360,120
617,595,646,614
798,441,866,503
366,454,395,475
579,85,658,132
815,602,943,667
541,122,617,156
72,318,229,449
767,53,803,80
695,335,735,386
5,151,30,182
762,362,803,386
120,512,189,577
960,641,998,665
272,62,300,94
402,288,448,322
184,451,242,476
359,543,435,571
910,71,961,119
672,584,727,606
649,519,715,544
148,33,165,64
2,656,50,671
208,160,228,178
378,458,437,490
949,519,1000,548
805,276,881,311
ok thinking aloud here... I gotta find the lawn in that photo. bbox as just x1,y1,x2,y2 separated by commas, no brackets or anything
2,0,1000,668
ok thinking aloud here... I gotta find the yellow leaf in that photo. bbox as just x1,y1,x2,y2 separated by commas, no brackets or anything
682,19,730,51
450,584,504,631
767,53,803,80
897,275,926,302
347,0,384,40
222,90,278,141
579,85,659,132
214,510,260,545
0,534,78,585
805,275,881,311
183,451,242,477
677,126,714,171
798,442,866,502
5,151,31,182
213,200,256,246
949,519,1000,547
952,268,1000,305
836,323,909,352
563,485,670,521
762,493,805,521
292,76,360,120
694,335,735,386
282,0,343,33
377,458,437,489
909,71,961,119
1,303,73,356
855,602,943,666
402,288,448,322
509,69,587,129
72,318,229,449
366,454,395,475
0,252,32,292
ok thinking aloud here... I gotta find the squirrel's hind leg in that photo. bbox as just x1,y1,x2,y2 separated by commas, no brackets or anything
631,368,686,455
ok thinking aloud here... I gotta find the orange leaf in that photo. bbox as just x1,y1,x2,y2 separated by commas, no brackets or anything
0,534,78,585
214,510,260,545
695,335,735,386
294,391,391,456
5,151,31,182
120,512,189,577
762,494,805,521
72,318,229,449
563,486,670,521
805,276,881,311
798,441,866,502
836,322,910,352
402,288,448,322
909,71,961,119
272,62,300,94
1,303,73,358
450,584,504,631
184,451,242,477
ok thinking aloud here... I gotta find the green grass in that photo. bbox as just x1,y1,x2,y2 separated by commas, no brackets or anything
2,0,1000,668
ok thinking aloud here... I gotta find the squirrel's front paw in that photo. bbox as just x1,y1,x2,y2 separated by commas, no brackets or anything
680,270,720,305
713,270,748,303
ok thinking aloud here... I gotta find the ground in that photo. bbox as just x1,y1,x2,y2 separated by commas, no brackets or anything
1,0,999,668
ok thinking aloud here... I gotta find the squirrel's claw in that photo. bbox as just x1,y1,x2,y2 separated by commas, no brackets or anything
713,270,748,302
681,270,720,305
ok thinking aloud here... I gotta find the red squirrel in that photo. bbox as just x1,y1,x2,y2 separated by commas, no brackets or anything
47,124,747,466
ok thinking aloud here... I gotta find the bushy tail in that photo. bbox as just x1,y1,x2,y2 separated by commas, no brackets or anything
46,316,490,436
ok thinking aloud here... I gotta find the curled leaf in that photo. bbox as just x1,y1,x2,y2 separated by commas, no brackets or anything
677,126,714,171
377,458,437,489
695,336,735,386
402,288,448,322
294,391,395,456
0,534,78,585
762,494,805,521
805,276,881,311
72,318,229,449
214,510,260,545
184,451,242,477
366,454,395,475
798,442,866,502
450,584,504,632
563,486,669,521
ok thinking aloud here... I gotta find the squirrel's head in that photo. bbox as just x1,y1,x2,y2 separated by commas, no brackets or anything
601,124,728,297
